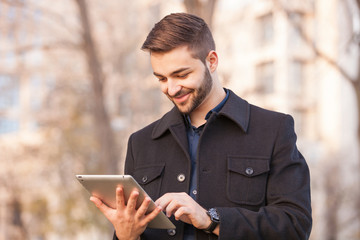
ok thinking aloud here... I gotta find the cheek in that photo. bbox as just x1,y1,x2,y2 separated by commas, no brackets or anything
190,77,203,89
160,83,168,95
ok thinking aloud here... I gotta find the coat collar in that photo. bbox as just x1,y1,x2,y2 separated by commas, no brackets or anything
151,89,250,139
217,89,250,133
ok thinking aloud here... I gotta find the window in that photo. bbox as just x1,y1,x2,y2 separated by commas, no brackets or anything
0,75,19,135
255,61,275,94
7,6,16,21
0,75,19,110
0,118,19,134
5,52,15,66
288,12,304,46
291,109,305,135
30,75,42,110
289,60,304,96
258,13,274,46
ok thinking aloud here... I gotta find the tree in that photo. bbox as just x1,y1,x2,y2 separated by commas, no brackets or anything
183,0,218,28
73,0,119,174
275,0,360,238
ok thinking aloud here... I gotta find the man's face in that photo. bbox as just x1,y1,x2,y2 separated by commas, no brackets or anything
150,46,213,115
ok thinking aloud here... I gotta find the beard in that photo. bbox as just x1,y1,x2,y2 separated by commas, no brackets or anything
169,68,213,115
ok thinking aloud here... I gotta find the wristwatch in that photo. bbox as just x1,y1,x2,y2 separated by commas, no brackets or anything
203,208,220,234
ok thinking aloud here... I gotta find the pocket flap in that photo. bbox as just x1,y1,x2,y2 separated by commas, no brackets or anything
228,157,269,177
134,163,165,185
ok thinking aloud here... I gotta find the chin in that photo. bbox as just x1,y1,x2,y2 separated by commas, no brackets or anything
177,107,190,115
175,103,191,115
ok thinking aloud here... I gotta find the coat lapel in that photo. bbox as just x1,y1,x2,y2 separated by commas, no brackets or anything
151,107,190,158
150,89,250,156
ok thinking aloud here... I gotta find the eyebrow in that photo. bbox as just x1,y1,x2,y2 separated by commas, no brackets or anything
153,67,191,77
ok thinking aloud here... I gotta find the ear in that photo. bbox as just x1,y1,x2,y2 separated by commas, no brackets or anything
206,50,218,73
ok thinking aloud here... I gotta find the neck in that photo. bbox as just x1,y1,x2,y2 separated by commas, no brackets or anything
189,82,225,128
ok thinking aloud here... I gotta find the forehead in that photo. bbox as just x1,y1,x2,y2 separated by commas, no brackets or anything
150,46,203,75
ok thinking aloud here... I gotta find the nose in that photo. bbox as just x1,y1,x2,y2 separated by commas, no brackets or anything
167,79,181,97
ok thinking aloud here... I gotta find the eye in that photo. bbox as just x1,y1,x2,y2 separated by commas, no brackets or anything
157,76,167,82
177,73,190,79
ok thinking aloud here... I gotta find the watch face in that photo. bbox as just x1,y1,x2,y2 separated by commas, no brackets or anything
209,208,220,222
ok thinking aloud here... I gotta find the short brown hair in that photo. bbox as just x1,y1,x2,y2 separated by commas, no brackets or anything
141,13,216,63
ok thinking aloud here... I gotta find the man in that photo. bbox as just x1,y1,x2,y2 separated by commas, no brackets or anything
90,13,312,240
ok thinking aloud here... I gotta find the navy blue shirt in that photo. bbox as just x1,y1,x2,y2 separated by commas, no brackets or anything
183,89,229,240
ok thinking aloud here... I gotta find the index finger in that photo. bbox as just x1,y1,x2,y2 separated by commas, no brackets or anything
126,190,140,211
155,193,173,209
90,196,113,216
116,186,126,211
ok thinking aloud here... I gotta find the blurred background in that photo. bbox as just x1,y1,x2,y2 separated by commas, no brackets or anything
0,0,359,239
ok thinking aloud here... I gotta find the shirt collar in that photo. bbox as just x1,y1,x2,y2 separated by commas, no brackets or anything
151,89,250,139
205,88,229,120
184,89,229,127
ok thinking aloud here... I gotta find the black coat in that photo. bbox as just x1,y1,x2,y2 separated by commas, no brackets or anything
115,90,312,240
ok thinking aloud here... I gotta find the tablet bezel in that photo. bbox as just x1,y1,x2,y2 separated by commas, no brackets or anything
76,174,175,229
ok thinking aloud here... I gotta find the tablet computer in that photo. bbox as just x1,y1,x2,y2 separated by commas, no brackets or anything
76,174,175,229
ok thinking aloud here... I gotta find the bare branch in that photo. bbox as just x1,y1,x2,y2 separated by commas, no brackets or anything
1,0,82,37
0,40,81,56
275,0,357,86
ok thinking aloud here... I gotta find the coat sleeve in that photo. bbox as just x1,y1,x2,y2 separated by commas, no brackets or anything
217,114,312,240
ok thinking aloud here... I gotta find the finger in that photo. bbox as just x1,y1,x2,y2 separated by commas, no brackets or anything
155,193,172,210
155,192,171,204
164,199,181,218
126,190,139,211
174,206,192,223
90,196,112,215
136,196,151,217
115,186,126,211
144,205,162,222
174,206,186,220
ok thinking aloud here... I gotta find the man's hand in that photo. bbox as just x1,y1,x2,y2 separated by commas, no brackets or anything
155,192,213,231
90,186,162,240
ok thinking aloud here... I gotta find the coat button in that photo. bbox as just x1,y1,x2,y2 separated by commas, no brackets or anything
177,174,186,182
167,229,176,236
142,176,148,183
245,167,254,175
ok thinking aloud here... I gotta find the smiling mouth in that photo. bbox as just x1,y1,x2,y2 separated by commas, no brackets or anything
173,93,190,104
168,88,194,105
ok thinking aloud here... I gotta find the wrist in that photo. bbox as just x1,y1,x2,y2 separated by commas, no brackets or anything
203,208,220,234
116,232,140,240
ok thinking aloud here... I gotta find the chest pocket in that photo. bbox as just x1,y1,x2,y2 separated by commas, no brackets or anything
133,163,165,200
227,156,270,206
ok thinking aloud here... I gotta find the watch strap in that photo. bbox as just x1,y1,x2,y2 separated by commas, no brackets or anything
203,208,220,234
203,220,218,234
